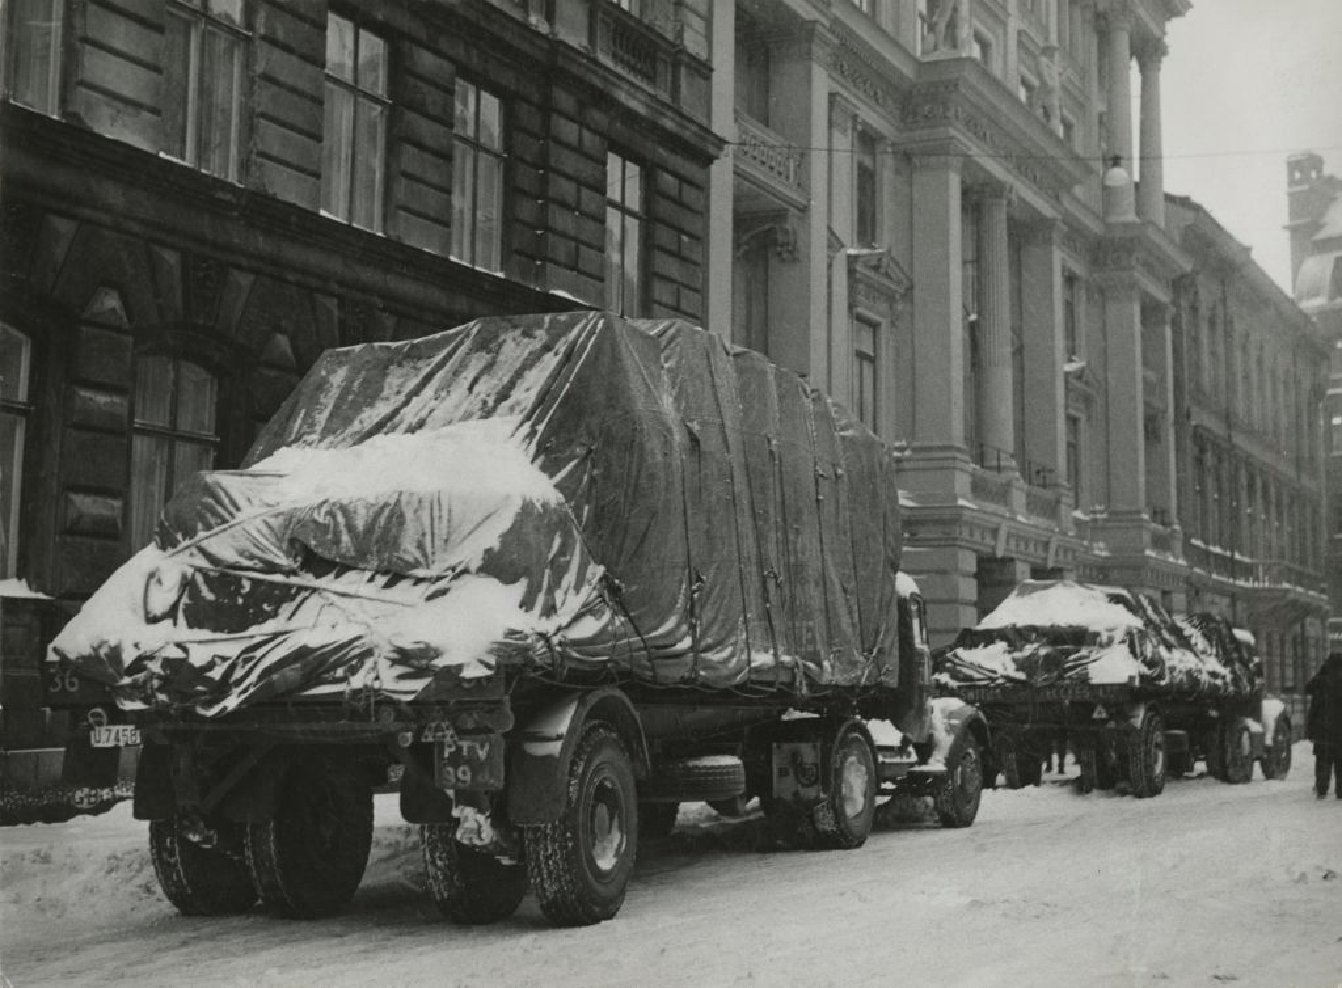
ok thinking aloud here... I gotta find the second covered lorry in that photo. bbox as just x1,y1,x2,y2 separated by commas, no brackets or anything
46,311,987,927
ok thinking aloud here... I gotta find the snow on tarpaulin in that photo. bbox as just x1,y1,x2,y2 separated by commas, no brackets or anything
49,312,904,716
934,579,1259,697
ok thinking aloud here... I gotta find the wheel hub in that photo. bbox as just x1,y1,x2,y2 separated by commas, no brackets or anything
839,753,871,819
589,778,625,874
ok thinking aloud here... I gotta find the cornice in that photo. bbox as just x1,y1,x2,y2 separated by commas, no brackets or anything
900,59,1093,201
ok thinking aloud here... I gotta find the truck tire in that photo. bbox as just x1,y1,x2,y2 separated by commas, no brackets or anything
150,815,257,916
934,734,983,828
638,801,679,838
997,734,1026,790
1260,715,1292,780
814,725,877,850
525,724,637,926
1094,739,1119,791
422,823,526,925
245,755,374,919
1221,717,1254,785
640,757,746,803
1127,710,1166,799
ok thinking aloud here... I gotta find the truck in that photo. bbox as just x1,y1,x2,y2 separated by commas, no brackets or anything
45,311,987,927
933,580,1292,797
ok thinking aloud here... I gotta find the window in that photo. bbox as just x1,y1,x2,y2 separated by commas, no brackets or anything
451,80,504,273
3,0,63,115
1062,271,1080,360
734,246,769,356
130,356,219,549
1331,414,1342,455
962,200,981,445
605,151,645,315
1061,114,1076,150
1018,75,1036,109
734,25,770,122
0,325,31,578
851,0,875,14
322,13,388,232
163,0,245,181
854,317,878,431
855,129,877,247
971,31,995,73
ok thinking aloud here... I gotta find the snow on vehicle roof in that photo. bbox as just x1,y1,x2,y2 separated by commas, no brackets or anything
975,580,1144,632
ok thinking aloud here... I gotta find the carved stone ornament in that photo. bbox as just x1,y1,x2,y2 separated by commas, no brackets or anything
187,253,227,326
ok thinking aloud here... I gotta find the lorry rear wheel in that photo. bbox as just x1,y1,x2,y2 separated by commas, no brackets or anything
150,815,257,916
935,735,983,828
245,756,374,919
525,724,637,927
1221,717,1254,785
1260,715,1292,780
1127,710,1166,798
997,734,1025,790
814,726,877,850
422,823,526,925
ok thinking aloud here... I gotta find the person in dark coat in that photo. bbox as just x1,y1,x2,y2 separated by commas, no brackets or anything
1305,652,1342,798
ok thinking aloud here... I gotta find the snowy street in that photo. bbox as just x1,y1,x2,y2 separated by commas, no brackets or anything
1,743,1338,988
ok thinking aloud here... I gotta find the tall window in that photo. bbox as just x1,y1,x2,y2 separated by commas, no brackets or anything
734,28,770,122
1062,271,1080,359
1066,415,1082,503
130,357,219,549
854,317,878,431
163,0,246,181
3,0,63,115
855,130,877,247
451,80,504,273
0,326,31,578
322,13,388,232
605,151,645,315
962,200,981,445
734,247,769,356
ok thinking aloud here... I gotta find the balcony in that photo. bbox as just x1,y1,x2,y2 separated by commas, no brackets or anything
569,0,711,123
733,111,808,211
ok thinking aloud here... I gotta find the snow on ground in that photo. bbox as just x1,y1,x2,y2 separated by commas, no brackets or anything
1,743,1338,988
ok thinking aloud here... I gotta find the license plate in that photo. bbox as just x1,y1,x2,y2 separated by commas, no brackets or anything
436,734,505,791
90,725,141,748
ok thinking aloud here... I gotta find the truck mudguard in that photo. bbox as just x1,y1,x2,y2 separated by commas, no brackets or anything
928,697,990,768
50,312,906,718
506,688,651,825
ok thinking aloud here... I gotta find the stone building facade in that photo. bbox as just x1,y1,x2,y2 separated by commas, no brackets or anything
0,0,718,772
1165,194,1329,717
702,0,1328,712
1286,151,1342,653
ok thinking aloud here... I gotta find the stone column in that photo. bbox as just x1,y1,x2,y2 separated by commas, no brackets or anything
910,148,965,447
975,184,1015,467
827,93,859,398
1100,272,1145,512
704,0,736,338
1105,5,1133,169
1137,40,1167,227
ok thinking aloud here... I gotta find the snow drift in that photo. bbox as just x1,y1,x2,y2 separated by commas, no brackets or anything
49,312,906,716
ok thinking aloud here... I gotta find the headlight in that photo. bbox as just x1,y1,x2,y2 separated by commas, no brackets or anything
144,560,191,623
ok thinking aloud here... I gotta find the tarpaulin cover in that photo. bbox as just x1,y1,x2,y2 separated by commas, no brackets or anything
933,580,1260,698
49,312,904,717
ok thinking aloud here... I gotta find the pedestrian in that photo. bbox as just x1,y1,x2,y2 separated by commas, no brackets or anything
1305,652,1342,798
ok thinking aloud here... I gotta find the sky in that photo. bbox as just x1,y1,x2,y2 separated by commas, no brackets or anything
1160,0,1342,295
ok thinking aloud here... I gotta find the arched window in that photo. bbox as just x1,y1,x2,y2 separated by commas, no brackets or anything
129,355,219,549
0,324,32,578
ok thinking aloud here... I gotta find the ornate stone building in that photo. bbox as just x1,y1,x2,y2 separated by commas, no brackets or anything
1286,151,1342,653
706,0,1204,643
0,0,718,778
1166,194,1329,721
